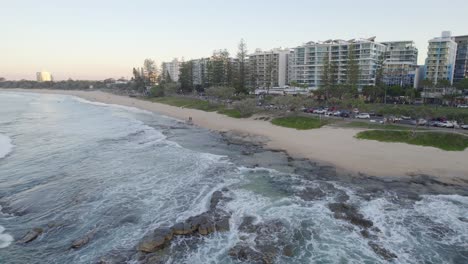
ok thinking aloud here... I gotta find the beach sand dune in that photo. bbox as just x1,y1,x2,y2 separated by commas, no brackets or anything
6,89,468,183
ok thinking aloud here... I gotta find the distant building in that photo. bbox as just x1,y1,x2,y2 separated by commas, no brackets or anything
288,38,386,89
454,35,468,83
248,48,290,88
424,31,458,85
36,71,53,82
191,58,210,89
381,41,418,87
161,58,181,82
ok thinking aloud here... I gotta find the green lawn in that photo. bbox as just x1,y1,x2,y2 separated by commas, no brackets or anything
356,130,468,151
271,116,329,130
343,121,425,131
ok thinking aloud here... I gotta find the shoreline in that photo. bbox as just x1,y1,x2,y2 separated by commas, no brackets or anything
3,88,468,184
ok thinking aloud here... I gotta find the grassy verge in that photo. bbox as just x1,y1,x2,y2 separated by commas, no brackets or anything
217,108,247,118
151,97,221,112
356,130,468,151
343,121,425,131
271,116,329,130
151,96,251,118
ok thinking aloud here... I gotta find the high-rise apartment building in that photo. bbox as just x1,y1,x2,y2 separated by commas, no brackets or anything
161,58,181,82
381,41,418,87
191,58,210,89
248,48,290,88
36,71,53,82
424,31,458,85
289,38,386,89
454,35,468,83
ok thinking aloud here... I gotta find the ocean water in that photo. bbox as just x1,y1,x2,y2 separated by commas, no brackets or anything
0,91,467,264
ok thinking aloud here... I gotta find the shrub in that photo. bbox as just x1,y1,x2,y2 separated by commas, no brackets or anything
233,98,257,117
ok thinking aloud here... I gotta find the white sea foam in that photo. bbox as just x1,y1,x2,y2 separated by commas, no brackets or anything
0,226,14,249
0,133,13,160
72,96,153,115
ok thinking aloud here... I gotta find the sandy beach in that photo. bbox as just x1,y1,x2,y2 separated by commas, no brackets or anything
5,88,468,183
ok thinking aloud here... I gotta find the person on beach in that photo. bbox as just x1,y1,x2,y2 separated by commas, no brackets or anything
188,116,193,125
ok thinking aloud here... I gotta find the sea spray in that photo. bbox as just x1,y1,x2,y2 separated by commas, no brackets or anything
0,226,14,249
0,133,13,160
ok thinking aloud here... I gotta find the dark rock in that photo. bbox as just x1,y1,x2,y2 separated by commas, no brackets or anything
328,203,373,228
228,244,269,264
368,242,397,260
153,227,173,241
210,191,223,210
140,253,165,264
215,216,230,232
282,244,294,257
239,216,257,233
20,228,43,243
298,187,325,201
360,229,370,238
97,250,131,264
137,236,166,253
459,217,468,223
71,230,96,249
171,222,193,235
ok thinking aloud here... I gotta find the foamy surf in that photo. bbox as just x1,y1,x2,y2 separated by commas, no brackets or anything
0,226,14,249
0,134,13,160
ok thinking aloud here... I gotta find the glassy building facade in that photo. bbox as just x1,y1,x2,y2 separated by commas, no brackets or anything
381,41,418,87
288,38,386,89
454,35,468,83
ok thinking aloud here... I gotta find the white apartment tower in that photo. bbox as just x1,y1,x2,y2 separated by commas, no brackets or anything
36,71,53,82
248,48,290,88
289,38,386,89
191,58,210,88
161,58,181,82
424,31,458,85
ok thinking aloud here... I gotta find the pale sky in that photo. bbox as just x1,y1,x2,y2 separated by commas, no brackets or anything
2,0,468,81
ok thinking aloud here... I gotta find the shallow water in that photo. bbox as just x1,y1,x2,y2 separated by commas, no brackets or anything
0,91,467,264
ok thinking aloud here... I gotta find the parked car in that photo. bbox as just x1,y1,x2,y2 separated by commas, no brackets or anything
356,113,371,119
333,111,341,116
410,119,427,126
457,104,468,108
352,108,359,114
314,108,327,114
401,115,411,120
426,120,438,127
461,124,468,130
340,111,351,118
437,121,455,128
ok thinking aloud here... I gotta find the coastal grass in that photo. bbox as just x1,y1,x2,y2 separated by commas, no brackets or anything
271,116,329,130
151,96,251,118
151,97,221,112
217,108,247,118
343,121,425,131
356,130,468,151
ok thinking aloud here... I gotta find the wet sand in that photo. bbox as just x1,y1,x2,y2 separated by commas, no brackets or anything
5,88,468,183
